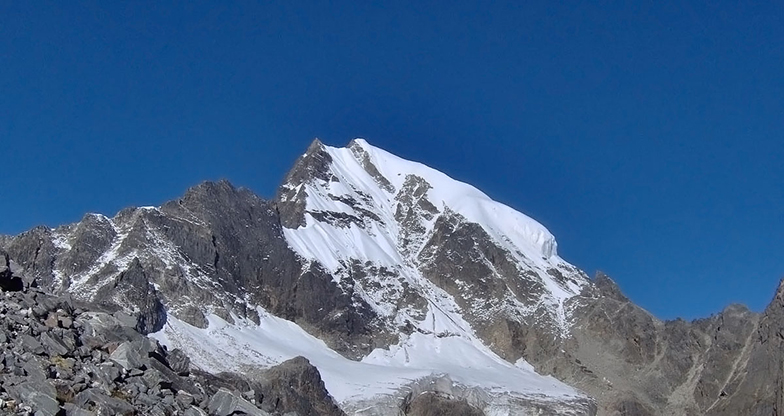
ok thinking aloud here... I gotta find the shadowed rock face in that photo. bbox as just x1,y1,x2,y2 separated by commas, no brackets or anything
94,258,167,334
3,226,58,289
0,249,24,291
56,213,117,283
254,356,345,416
277,139,335,229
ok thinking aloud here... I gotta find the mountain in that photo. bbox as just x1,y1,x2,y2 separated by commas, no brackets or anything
1,138,782,415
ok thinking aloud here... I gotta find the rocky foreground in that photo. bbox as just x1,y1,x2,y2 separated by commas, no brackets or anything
0,257,347,416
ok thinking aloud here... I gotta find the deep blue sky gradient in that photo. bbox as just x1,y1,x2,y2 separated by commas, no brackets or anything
2,1,783,320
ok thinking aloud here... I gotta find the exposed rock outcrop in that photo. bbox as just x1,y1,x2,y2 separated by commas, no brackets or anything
516,271,764,415
0,249,24,292
254,356,345,416
403,392,484,416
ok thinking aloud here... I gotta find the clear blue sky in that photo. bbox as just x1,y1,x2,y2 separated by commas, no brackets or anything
2,1,783,320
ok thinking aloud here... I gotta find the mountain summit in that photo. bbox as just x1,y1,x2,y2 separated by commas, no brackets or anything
2,139,782,415
278,139,587,341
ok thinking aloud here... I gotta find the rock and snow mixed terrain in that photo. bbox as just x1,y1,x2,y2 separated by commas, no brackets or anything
151,312,584,415
0,258,344,416
2,138,783,415
280,139,586,333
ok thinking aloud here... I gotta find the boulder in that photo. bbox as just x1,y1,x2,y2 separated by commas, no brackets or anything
167,348,191,375
6,380,60,416
72,388,137,415
110,341,145,370
208,387,270,416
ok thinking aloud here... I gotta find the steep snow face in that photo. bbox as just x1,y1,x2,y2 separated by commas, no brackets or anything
348,139,558,261
281,139,589,337
284,139,558,267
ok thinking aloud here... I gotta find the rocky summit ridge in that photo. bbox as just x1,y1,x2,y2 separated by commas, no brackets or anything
2,138,783,415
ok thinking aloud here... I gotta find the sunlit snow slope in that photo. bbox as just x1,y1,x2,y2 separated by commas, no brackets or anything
152,310,584,414
284,138,559,271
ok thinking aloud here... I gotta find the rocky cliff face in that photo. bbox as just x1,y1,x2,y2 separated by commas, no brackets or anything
1,138,781,415
557,274,761,415
699,279,784,416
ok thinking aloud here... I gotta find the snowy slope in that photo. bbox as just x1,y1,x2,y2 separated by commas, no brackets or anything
151,308,587,414
284,138,560,270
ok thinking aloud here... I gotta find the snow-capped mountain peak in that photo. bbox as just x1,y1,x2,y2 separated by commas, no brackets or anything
5,138,782,415
279,139,588,340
